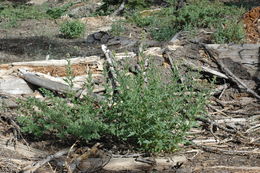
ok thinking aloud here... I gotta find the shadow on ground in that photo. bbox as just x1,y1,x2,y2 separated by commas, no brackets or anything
0,36,102,63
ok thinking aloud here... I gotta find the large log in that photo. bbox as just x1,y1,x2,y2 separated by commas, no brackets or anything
205,44,260,80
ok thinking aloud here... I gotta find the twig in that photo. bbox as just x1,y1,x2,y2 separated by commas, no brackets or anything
143,58,149,85
195,117,236,134
183,59,228,79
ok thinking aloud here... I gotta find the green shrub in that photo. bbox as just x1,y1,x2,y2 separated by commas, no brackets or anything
111,20,126,36
60,20,86,39
101,0,151,12
18,59,211,152
102,63,210,152
129,13,154,27
18,88,107,140
46,2,73,19
128,0,246,43
175,0,244,29
213,21,245,44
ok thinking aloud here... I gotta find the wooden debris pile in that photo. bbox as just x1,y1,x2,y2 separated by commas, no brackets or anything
1,38,260,172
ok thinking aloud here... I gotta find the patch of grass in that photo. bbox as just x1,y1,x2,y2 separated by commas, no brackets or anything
59,20,86,39
17,58,211,153
110,20,126,36
46,2,74,19
213,21,245,44
0,4,49,28
129,0,246,43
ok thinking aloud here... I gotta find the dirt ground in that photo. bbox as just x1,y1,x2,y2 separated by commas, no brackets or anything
0,1,260,173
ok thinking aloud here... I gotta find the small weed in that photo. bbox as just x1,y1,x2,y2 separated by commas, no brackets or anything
111,20,126,36
60,20,86,39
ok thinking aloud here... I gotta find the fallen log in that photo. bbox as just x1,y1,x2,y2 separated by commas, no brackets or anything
202,45,260,100
205,44,260,80
18,69,78,94
80,156,187,172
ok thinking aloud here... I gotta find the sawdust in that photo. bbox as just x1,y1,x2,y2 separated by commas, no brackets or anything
25,64,101,77
243,6,260,43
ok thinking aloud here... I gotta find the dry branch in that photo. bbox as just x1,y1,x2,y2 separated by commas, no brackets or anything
183,59,228,79
21,148,75,173
111,0,126,16
194,144,260,156
201,43,260,99
101,44,119,94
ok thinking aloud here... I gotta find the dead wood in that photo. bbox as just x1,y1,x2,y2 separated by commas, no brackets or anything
0,136,47,158
19,69,78,94
193,144,260,156
79,156,187,172
201,166,260,171
200,43,260,99
101,44,119,94
111,0,126,16
9,56,100,67
68,143,108,173
20,148,75,173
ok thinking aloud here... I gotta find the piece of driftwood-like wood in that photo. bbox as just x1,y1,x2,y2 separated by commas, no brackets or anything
0,136,47,158
21,148,75,173
19,69,78,93
202,45,260,100
79,156,187,172
205,44,260,78
10,56,100,67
